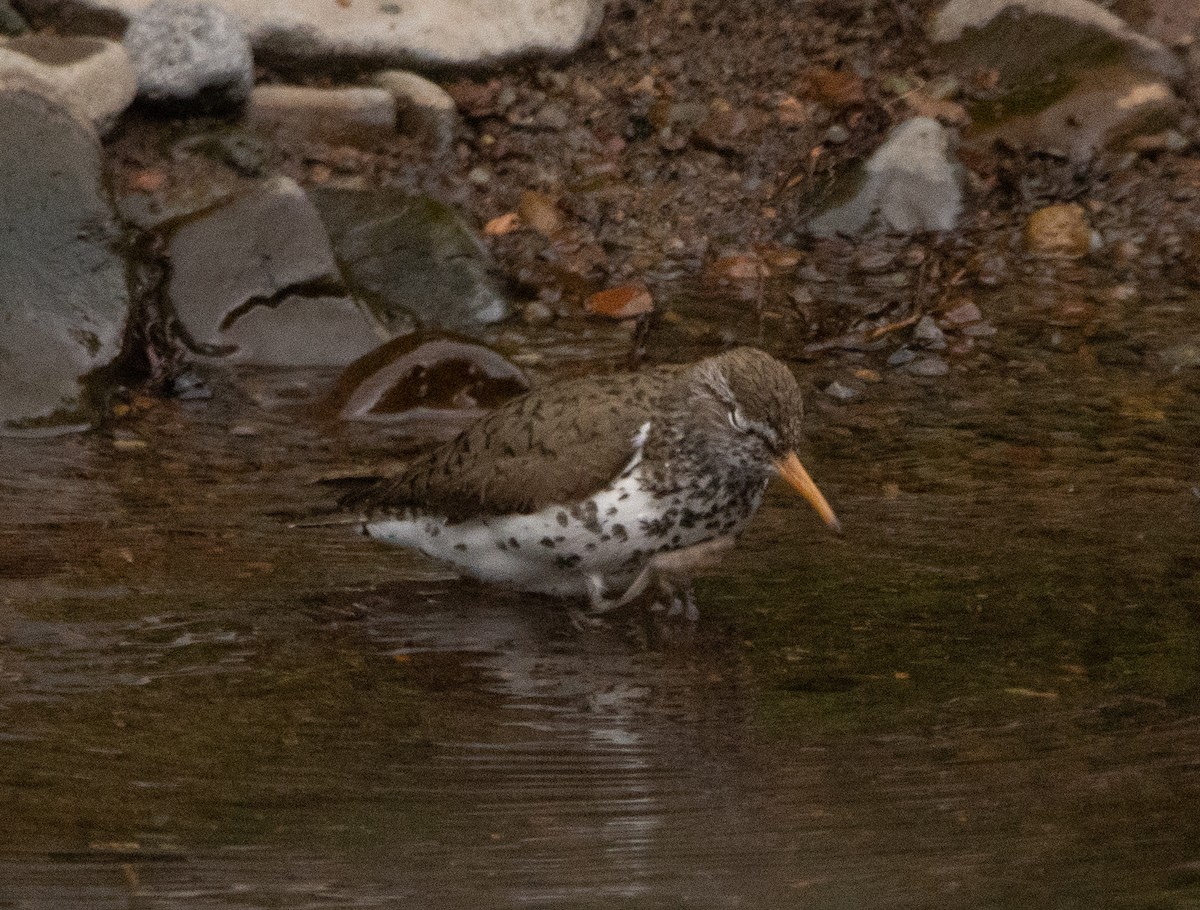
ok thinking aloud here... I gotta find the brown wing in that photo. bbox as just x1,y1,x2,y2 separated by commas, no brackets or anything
342,368,679,521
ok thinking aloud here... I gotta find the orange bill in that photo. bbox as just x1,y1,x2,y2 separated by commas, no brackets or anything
775,451,841,534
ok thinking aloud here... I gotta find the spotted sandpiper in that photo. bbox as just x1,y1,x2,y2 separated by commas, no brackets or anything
342,347,840,618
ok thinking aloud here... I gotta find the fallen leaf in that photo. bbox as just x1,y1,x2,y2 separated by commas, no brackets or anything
586,284,654,319
806,67,865,108
483,212,520,236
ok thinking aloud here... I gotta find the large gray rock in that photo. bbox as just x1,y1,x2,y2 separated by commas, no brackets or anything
122,0,253,110
0,1,29,35
808,117,964,237
932,0,1184,160
0,76,129,432
311,187,509,332
19,0,603,71
0,34,135,132
166,176,384,365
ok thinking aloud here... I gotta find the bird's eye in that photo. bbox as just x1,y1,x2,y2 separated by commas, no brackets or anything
728,408,749,432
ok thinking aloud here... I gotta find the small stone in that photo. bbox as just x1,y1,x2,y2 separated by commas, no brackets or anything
586,283,653,319
1025,203,1094,258
961,321,998,337
912,314,947,349
789,285,815,307
906,354,950,377
694,105,750,151
112,430,148,451
229,423,260,437
123,0,253,111
887,347,916,367
517,189,563,238
372,69,458,150
824,124,850,144
467,166,491,185
533,100,570,131
521,300,555,326
706,254,768,283
823,380,859,401
940,299,982,327
807,66,866,107
853,367,882,382
854,249,895,273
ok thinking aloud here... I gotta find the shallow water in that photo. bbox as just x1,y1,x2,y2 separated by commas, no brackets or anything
2,281,1199,909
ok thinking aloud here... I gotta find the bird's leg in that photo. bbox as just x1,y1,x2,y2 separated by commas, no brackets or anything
585,573,626,614
662,576,698,621
621,536,736,620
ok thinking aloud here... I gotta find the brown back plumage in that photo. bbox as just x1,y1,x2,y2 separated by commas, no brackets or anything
342,367,683,521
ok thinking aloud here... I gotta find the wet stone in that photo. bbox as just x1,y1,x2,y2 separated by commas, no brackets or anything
321,334,530,423
0,1,28,34
166,175,383,365
906,354,951,377
1025,203,1095,258
311,187,508,332
887,347,917,367
248,85,397,143
913,315,948,350
823,381,859,401
0,77,129,431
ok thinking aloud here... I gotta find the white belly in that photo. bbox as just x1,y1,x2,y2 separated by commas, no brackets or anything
364,466,763,598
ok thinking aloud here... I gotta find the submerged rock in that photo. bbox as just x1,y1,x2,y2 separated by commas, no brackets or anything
311,187,509,332
0,77,129,431
321,334,530,425
18,0,603,71
932,0,1182,160
166,176,384,365
123,0,253,111
0,34,135,133
808,117,964,237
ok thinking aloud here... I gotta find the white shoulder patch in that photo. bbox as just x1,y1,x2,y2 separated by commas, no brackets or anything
621,420,652,474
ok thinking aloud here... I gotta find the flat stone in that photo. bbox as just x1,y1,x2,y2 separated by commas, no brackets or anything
0,34,134,133
823,380,859,401
311,187,508,332
371,69,458,149
221,295,384,367
808,117,963,236
247,85,396,142
166,176,354,352
0,76,129,431
123,0,253,110
18,0,603,72
906,354,951,377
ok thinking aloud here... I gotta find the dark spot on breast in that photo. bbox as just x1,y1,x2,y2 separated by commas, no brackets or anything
555,553,582,568
556,511,569,527
496,541,508,551
454,543,468,551
611,524,628,543
606,506,618,516
508,537,520,549
540,537,556,548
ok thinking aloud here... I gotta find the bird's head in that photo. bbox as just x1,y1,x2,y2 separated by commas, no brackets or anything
688,347,841,533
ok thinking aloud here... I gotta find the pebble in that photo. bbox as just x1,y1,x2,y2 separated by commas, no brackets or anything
521,300,556,326
789,286,815,307
467,166,491,185
906,354,950,377
887,347,916,367
961,321,998,337
824,124,850,144
823,381,859,401
940,299,982,327
912,315,947,350
854,249,895,273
